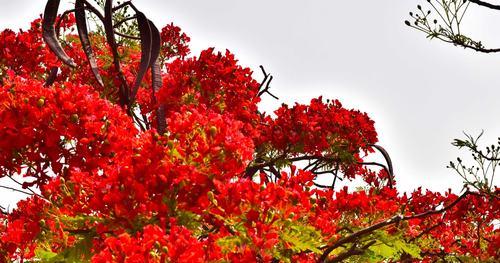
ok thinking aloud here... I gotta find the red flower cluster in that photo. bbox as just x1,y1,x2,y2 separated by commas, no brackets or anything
157,49,262,138
159,23,191,62
263,98,377,156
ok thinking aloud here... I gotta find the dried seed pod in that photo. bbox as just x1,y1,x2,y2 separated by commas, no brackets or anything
151,61,166,134
129,12,153,102
75,0,104,86
42,0,77,68
44,67,59,86
149,19,165,132
104,0,129,106
370,144,394,185
148,19,161,70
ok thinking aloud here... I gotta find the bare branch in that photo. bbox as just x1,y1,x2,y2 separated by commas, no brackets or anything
257,65,279,100
114,30,140,40
468,0,500,10
0,185,36,197
113,15,137,28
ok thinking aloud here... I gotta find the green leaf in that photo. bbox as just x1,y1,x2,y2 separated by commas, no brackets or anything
368,243,398,259
394,240,421,259
39,234,93,263
176,210,202,234
35,248,58,261
280,222,323,254
217,235,244,254
366,230,421,261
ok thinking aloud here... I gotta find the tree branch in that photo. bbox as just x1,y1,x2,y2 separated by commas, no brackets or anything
326,240,377,263
114,31,141,40
0,204,8,215
114,15,137,28
318,190,471,262
468,0,500,10
257,65,279,99
453,42,500,53
0,185,36,197
408,222,443,242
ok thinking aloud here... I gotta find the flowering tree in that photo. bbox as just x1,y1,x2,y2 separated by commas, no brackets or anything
0,0,498,262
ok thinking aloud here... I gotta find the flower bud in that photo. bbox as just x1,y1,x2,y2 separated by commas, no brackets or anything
70,114,79,123
37,97,45,107
209,126,217,137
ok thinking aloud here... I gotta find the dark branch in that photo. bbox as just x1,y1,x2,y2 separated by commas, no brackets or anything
6,175,47,200
0,205,7,215
318,190,471,262
112,1,139,13
55,8,77,37
409,222,443,242
114,31,141,40
81,0,105,22
0,185,36,197
403,190,470,221
104,0,130,107
454,42,500,53
326,240,377,263
55,3,106,35
257,65,279,99
468,0,500,10
114,15,137,28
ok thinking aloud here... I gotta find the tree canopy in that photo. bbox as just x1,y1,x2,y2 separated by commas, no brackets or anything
0,0,498,262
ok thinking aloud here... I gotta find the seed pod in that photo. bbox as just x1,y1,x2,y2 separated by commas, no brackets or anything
44,66,59,86
370,144,394,187
152,61,166,134
42,0,77,67
129,12,153,102
104,0,129,106
148,20,161,70
75,0,104,86
148,19,166,134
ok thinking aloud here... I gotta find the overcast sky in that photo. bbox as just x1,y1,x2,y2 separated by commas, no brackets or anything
1,1,500,208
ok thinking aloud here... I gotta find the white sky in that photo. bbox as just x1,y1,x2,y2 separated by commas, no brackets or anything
1,1,500,209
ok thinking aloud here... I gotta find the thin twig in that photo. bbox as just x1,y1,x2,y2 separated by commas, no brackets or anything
0,185,36,197
114,31,141,40
114,15,137,28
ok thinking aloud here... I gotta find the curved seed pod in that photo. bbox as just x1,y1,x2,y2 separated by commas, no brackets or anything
44,67,59,86
147,19,161,69
147,19,166,133
104,0,129,106
370,144,394,186
104,0,118,56
75,0,104,87
129,12,153,102
152,61,166,134
42,0,77,68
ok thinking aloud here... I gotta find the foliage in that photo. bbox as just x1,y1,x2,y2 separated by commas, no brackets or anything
0,1,498,262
